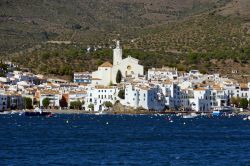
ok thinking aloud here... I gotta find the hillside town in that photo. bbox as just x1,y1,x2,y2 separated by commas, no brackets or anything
0,41,249,113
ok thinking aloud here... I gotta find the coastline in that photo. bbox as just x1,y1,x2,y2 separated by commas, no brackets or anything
2,109,250,116
0,109,155,115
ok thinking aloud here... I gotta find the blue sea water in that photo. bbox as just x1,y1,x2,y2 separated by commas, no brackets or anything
1,114,250,166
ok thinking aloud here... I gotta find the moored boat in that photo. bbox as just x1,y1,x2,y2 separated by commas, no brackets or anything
182,113,198,119
243,116,250,121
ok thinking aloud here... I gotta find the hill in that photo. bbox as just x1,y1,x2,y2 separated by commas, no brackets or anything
1,0,250,81
0,0,238,53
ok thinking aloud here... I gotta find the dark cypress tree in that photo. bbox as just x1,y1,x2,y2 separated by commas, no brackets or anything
116,70,122,83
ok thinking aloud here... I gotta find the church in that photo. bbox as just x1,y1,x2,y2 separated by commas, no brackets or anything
92,41,144,86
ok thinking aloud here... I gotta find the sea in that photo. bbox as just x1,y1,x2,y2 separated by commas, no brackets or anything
1,114,250,166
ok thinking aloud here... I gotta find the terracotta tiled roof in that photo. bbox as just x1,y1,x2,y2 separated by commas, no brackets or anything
99,62,113,68
92,78,102,80
240,83,248,89
95,85,115,89
40,90,60,95
69,90,87,94
194,87,206,91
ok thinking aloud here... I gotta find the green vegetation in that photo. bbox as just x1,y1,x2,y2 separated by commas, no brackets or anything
70,100,82,110
118,90,125,99
42,98,50,108
231,97,249,109
1,1,250,81
231,97,241,107
103,101,113,109
240,98,249,109
116,70,122,84
88,103,94,111
1,0,233,54
24,97,33,109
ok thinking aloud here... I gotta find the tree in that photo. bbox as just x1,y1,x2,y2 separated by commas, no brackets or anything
240,98,248,109
118,89,125,99
70,100,82,110
103,101,113,109
60,96,68,108
230,97,240,107
116,70,122,83
88,103,94,111
24,97,33,109
42,98,50,108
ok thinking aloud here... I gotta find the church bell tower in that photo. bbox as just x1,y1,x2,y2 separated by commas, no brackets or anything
113,40,122,65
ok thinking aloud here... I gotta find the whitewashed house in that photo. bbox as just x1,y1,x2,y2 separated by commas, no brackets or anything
159,82,183,110
210,85,229,110
0,93,8,111
189,88,211,112
68,90,87,108
124,84,165,111
73,72,92,84
148,67,178,81
85,85,118,111
37,90,61,108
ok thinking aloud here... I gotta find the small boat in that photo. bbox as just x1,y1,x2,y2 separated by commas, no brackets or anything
0,111,10,115
243,116,250,121
182,113,198,119
94,110,107,115
212,110,221,116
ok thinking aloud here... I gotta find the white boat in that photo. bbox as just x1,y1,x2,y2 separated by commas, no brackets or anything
94,110,107,115
182,113,198,119
0,111,10,115
243,116,250,121
11,111,19,114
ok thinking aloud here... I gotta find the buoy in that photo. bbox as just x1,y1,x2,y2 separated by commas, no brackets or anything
106,122,109,125
66,120,69,123
183,122,186,125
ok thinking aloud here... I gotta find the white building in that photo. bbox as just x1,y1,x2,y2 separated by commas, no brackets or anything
159,82,189,110
85,85,118,111
92,41,144,85
0,94,8,111
73,72,92,84
189,88,211,112
124,84,165,111
38,90,61,108
210,88,228,110
68,90,87,108
148,67,178,81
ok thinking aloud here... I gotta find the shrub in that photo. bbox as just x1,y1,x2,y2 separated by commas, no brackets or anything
118,89,125,99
